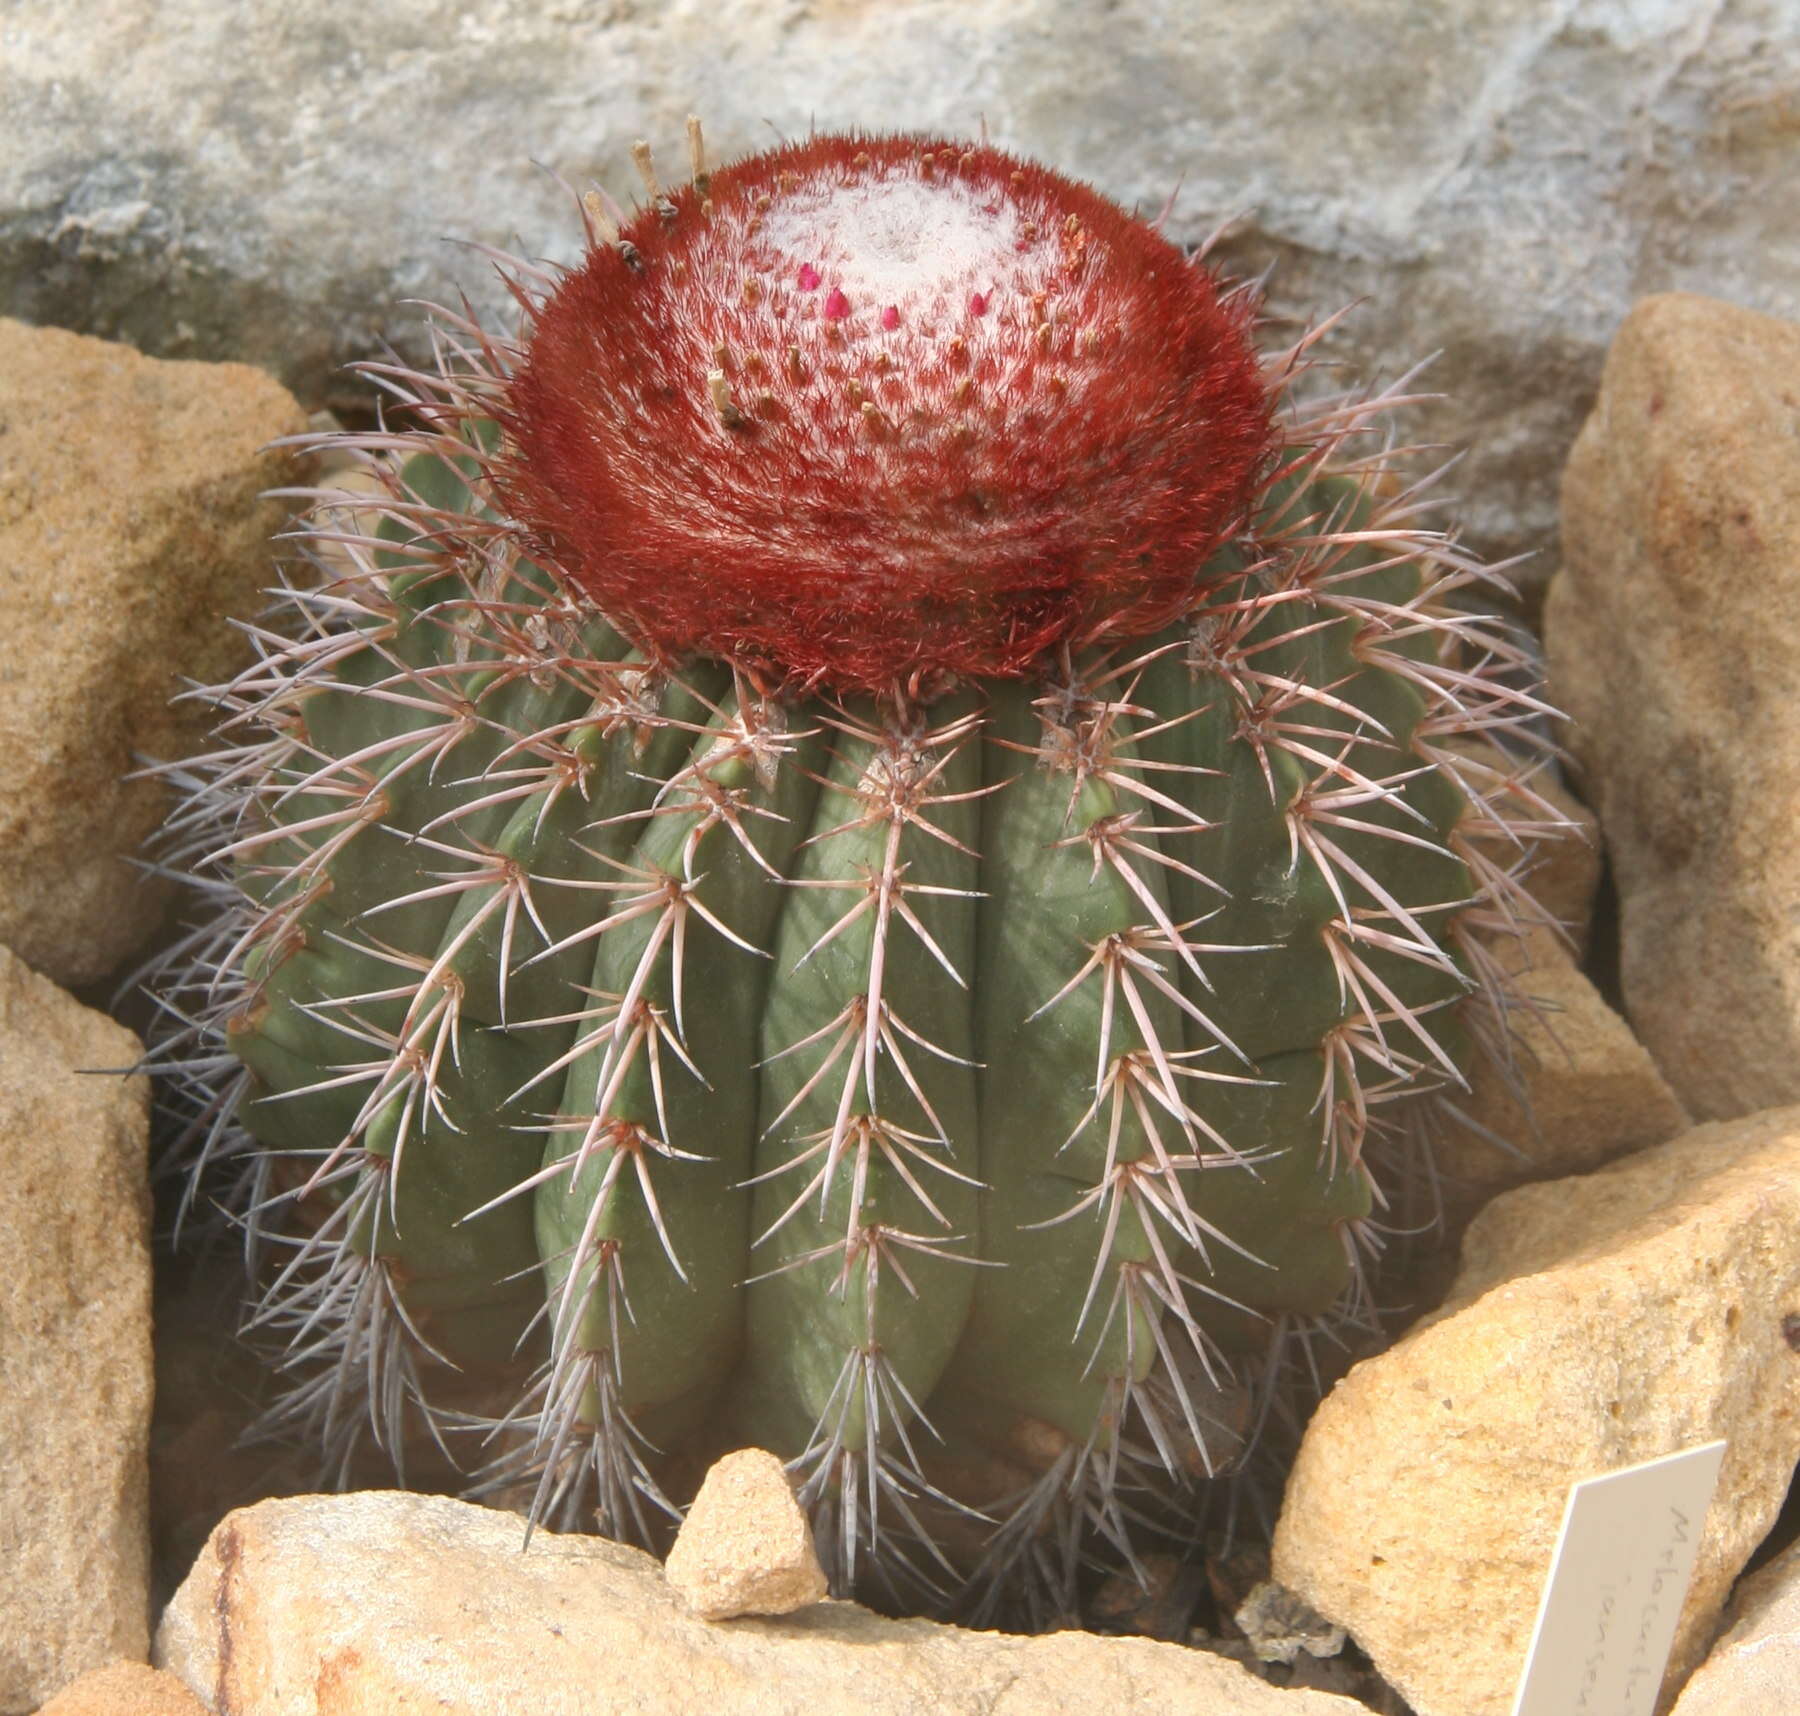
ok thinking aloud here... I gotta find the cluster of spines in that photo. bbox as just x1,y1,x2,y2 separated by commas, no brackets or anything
133,140,1575,1619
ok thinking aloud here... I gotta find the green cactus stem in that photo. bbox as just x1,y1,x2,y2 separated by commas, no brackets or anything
140,126,1574,1618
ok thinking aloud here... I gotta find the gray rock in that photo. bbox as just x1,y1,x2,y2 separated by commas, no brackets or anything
7,1,1797,588
1670,1537,1800,1715
1233,1582,1347,1668
0,944,152,1716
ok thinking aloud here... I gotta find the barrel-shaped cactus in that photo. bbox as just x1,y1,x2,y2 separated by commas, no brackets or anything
145,128,1568,1614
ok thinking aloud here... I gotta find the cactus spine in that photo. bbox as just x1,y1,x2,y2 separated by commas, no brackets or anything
144,127,1571,1615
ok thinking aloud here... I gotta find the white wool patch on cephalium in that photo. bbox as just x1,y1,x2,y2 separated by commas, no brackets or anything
757,167,1048,319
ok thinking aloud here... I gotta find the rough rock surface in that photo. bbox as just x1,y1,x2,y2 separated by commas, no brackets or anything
664,1449,827,1622
1271,1105,1800,1716
35,1661,208,1716
1232,1583,1346,1668
155,1492,1368,1715
0,945,152,1715
0,319,306,987
1669,1537,1800,1715
7,3,1797,587
1545,293,1800,1121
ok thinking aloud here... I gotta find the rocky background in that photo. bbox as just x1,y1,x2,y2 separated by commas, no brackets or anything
6,0,1799,602
4,4,1800,1714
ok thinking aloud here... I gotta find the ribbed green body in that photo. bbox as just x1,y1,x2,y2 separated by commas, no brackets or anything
194,436,1493,1603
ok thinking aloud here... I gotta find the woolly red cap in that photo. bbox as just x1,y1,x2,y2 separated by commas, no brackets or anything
501,133,1275,696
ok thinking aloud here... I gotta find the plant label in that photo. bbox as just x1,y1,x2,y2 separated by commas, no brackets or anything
1511,1440,1727,1716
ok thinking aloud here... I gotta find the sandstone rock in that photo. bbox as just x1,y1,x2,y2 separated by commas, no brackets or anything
1271,1105,1800,1716
664,1448,827,1621
155,1491,1368,1715
1669,1537,1800,1715
0,318,305,987
7,5,1797,589
35,1660,208,1716
0,945,152,1714
1545,293,1800,1122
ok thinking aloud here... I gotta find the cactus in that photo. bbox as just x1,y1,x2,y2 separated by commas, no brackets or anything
144,128,1570,1615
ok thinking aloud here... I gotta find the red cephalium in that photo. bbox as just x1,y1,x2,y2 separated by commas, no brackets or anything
500,133,1275,696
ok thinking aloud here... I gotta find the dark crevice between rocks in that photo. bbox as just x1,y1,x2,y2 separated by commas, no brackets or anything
1744,1459,1800,1580
1580,841,1625,1015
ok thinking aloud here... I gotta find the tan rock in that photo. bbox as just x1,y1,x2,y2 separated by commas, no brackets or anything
664,1448,827,1621
156,1491,1369,1716
1669,1536,1800,1715
35,1660,208,1716
0,318,306,988
1271,1105,1800,1716
1544,293,1800,1121
0,945,152,1714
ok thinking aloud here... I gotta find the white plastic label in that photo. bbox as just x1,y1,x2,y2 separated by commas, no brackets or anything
1511,1440,1727,1716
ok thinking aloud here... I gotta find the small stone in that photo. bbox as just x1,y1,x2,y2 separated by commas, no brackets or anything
0,318,306,987
662,1447,826,1620
35,1659,208,1716
1545,292,1800,1122
0,944,152,1712
1272,1105,1800,1716
155,1491,1370,1714
1232,1582,1346,1667
1669,1537,1800,1714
